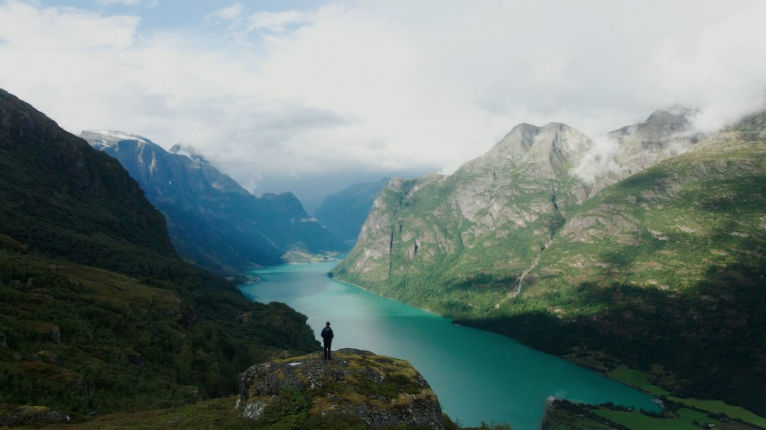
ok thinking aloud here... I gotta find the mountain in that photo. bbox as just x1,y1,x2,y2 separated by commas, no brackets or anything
0,103,175,272
314,177,391,243
0,88,319,420
333,121,594,298
333,109,766,415
81,131,347,276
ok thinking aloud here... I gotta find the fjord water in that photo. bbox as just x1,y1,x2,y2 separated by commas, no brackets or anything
239,262,659,429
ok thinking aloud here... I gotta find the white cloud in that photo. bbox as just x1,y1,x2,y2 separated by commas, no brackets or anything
95,0,158,6
205,3,242,24
571,135,625,185
246,10,313,33
0,0,765,198
0,1,139,49
650,1,766,132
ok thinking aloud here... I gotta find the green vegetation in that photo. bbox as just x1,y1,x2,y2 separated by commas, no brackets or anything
542,400,613,430
334,112,766,418
39,397,267,429
0,88,320,424
607,366,669,396
543,399,765,430
28,396,510,430
596,408,718,430
0,252,319,415
666,398,766,428
607,367,766,428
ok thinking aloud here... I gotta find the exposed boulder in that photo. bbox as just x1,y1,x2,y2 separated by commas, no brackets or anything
0,405,71,427
236,348,445,429
46,326,60,344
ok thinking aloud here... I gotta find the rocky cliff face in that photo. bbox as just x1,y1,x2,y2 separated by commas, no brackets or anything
83,130,347,275
334,122,594,304
236,349,445,429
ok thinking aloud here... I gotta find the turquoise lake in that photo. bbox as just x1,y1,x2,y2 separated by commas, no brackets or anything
239,261,659,430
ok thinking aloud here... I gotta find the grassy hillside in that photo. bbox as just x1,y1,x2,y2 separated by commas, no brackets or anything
0,252,318,415
491,114,766,413
0,88,320,422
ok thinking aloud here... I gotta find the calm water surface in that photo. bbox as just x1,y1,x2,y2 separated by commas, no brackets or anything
239,261,658,430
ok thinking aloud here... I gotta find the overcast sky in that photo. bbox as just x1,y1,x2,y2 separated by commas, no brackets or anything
1,0,765,208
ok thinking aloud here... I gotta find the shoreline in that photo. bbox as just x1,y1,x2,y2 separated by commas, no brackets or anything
327,274,441,316
327,271,666,408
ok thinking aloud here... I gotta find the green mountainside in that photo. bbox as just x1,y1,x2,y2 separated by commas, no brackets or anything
81,131,347,277
314,178,391,243
0,94,175,274
333,110,766,415
0,88,319,423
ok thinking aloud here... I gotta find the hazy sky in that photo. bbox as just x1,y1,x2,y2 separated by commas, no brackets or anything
1,0,765,206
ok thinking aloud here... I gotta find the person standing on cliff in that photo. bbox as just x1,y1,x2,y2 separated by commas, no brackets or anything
321,322,334,360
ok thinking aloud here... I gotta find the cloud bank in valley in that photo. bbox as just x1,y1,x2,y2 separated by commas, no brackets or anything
0,0,765,199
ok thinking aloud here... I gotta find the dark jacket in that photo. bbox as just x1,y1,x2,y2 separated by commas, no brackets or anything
321,327,334,342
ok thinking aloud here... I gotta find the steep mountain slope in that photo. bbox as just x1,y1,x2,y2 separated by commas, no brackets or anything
82,131,347,275
513,111,766,412
334,122,593,305
313,177,390,243
0,94,175,273
333,109,766,415
0,88,319,417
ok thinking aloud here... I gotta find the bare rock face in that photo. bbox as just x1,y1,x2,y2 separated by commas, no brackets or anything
0,406,71,427
236,348,445,429
334,121,593,293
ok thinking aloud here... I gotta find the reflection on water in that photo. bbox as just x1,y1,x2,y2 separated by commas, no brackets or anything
240,262,658,430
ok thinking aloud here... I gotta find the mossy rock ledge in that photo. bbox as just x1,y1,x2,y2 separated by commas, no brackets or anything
235,348,445,429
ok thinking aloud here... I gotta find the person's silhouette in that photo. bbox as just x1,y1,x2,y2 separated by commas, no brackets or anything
321,321,334,360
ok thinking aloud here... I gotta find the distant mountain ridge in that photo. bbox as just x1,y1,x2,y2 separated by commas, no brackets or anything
333,108,766,415
314,177,391,243
82,130,347,275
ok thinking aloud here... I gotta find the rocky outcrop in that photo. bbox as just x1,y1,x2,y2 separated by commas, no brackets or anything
0,406,71,427
236,348,445,429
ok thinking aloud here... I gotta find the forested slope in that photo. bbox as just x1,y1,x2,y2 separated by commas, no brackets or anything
0,88,319,422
